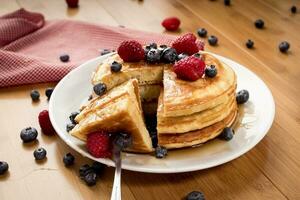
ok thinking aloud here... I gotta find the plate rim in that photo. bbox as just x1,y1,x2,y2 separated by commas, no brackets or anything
49,53,275,173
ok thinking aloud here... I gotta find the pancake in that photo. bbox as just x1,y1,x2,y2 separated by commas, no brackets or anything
70,79,153,153
92,54,170,90
162,51,237,117
158,103,237,149
157,88,236,134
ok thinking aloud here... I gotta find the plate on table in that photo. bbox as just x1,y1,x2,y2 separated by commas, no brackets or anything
49,53,275,173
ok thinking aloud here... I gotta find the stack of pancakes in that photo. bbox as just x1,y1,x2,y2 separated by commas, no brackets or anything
70,51,237,153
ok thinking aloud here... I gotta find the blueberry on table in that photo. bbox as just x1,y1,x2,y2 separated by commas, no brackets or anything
63,153,75,167
0,161,9,175
20,127,38,143
219,127,234,141
186,191,205,200
84,171,97,186
197,28,207,38
254,19,264,29
110,61,122,72
79,164,92,178
155,146,168,158
59,54,70,62
236,89,249,104
246,39,254,49
205,65,217,78
33,148,47,160
208,35,218,46
161,47,178,63
66,123,75,132
291,6,297,14
69,112,79,124
45,88,54,99
224,0,230,6
91,162,105,175
93,83,107,96
279,41,290,53
30,90,40,101
146,48,161,63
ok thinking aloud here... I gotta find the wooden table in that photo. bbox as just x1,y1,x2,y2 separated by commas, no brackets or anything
0,0,299,199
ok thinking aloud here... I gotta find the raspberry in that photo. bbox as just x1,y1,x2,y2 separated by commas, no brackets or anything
172,33,199,55
117,40,144,62
66,0,79,8
161,17,180,31
173,56,205,81
38,110,56,136
86,131,112,158
197,40,205,51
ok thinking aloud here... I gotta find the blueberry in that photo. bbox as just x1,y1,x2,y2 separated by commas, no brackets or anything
30,90,40,101
69,112,79,124
146,49,161,63
79,164,92,178
148,42,158,49
20,127,38,143
155,146,167,158
246,39,254,49
0,161,9,175
84,171,97,186
279,41,290,53
219,127,234,141
33,148,47,160
254,19,264,29
66,123,75,132
63,153,75,166
93,83,107,96
114,133,133,150
161,47,178,63
186,191,205,200
291,6,297,14
45,88,54,99
208,35,218,46
100,49,111,55
177,53,188,61
224,0,230,6
159,44,168,49
205,65,217,78
236,89,249,104
91,161,105,175
197,28,207,38
110,61,122,72
60,54,70,62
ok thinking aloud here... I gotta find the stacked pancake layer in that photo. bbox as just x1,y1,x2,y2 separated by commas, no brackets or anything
71,51,238,153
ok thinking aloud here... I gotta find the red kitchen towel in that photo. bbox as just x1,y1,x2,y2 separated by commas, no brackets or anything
0,9,177,88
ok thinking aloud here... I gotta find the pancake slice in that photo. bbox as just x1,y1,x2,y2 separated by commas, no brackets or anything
157,88,236,134
70,79,153,153
158,103,237,149
162,52,237,117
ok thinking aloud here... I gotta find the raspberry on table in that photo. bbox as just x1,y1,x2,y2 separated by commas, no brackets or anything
172,33,199,55
173,56,206,81
161,17,181,31
38,110,56,136
117,40,144,62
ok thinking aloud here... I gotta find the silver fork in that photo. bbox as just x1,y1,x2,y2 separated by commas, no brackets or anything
110,146,122,200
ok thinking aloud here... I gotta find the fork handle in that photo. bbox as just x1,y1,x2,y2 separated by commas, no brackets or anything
111,154,122,200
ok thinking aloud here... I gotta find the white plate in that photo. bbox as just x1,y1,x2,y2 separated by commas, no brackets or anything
49,53,275,173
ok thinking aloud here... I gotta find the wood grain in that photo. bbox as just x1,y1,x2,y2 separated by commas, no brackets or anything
0,0,300,199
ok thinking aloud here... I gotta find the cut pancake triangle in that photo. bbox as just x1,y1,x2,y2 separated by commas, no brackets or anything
70,79,153,153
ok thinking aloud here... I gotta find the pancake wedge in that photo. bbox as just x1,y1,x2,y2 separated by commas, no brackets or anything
92,54,170,90
162,52,237,117
70,79,153,153
158,103,237,149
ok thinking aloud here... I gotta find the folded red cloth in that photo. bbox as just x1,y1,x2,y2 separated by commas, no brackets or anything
0,9,176,87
